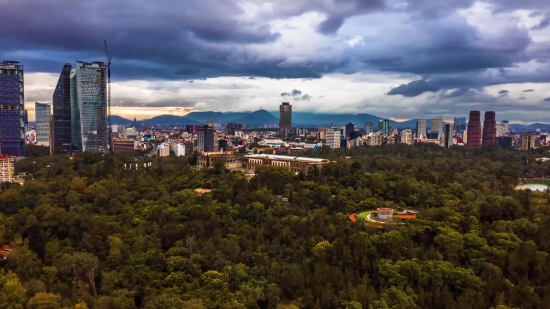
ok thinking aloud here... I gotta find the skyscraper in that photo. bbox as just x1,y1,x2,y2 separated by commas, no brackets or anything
345,122,355,138
0,60,26,157
326,127,341,148
71,61,108,152
401,129,413,145
279,102,292,136
35,102,51,146
431,117,443,139
198,124,214,152
52,64,73,153
444,123,452,148
482,111,496,145
416,118,427,139
467,111,482,147
453,117,467,134
379,119,391,136
364,122,373,134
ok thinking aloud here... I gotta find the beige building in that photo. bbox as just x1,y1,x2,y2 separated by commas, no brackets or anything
198,151,246,169
401,129,413,145
521,133,536,151
0,156,15,183
243,154,329,174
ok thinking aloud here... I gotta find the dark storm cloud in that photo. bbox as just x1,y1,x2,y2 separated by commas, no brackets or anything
523,89,535,92
387,79,441,97
499,90,510,94
281,89,302,97
544,97,550,102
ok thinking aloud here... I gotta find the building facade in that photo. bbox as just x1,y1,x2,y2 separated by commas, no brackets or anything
364,122,373,134
227,123,243,135
35,102,51,146
345,122,355,138
52,64,73,153
467,111,482,147
482,111,496,145
521,134,536,151
198,124,215,152
71,61,108,152
111,139,137,154
416,118,427,139
0,156,14,183
401,129,413,145
378,119,391,136
279,102,292,135
0,60,26,157
243,154,329,174
453,117,467,134
325,127,341,148
431,117,443,139
444,123,452,148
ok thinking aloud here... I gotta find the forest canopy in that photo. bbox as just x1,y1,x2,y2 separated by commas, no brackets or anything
1,144,550,308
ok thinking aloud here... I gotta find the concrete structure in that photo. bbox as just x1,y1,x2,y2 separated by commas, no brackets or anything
35,102,51,146
467,111,482,147
431,117,443,139
279,102,292,136
482,111,496,145
71,61,108,152
496,120,509,137
198,151,245,169
364,122,373,134
325,127,341,149
52,64,73,153
401,129,413,145
111,139,137,154
0,156,14,183
521,133,536,151
377,208,394,221
171,143,186,156
0,60,26,157
198,125,214,152
318,128,327,140
453,117,467,134
158,143,170,156
243,154,329,174
416,118,427,139
122,127,136,140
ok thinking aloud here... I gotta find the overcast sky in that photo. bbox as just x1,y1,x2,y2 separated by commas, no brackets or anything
1,0,549,122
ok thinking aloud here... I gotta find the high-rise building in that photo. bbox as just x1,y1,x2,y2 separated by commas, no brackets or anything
35,102,51,146
521,133,536,151
467,111,482,147
444,123,452,148
279,102,292,135
453,117,467,134
325,127,340,148
496,120,509,137
52,64,73,153
345,122,355,139
198,124,215,152
0,155,15,183
482,111,496,145
0,60,26,157
431,117,443,139
364,122,373,134
71,61,108,152
497,136,513,149
227,123,243,135
416,118,427,139
206,120,214,127
379,119,391,136
401,129,413,145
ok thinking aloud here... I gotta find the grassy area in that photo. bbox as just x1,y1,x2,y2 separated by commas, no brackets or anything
525,179,550,185
356,210,375,221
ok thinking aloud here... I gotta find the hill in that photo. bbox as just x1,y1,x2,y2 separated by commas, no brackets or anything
140,115,202,125
233,109,278,126
109,115,134,125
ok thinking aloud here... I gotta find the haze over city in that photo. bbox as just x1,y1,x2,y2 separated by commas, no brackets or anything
1,0,549,122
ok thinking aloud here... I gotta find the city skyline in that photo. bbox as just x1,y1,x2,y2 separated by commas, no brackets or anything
1,0,549,122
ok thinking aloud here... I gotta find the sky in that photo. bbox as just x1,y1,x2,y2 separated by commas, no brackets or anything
1,0,549,122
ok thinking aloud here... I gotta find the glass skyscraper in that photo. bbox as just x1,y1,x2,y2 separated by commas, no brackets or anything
35,102,51,145
52,64,73,153
453,117,467,134
0,60,26,157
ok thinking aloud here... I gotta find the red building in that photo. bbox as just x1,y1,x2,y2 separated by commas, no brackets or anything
467,111,482,147
482,111,496,145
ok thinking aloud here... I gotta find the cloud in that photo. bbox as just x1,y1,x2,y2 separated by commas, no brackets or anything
387,79,441,97
544,97,550,102
281,89,302,97
299,94,311,101
523,89,535,92
531,14,550,30
498,90,510,94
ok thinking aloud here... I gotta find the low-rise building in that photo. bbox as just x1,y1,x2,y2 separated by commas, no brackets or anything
198,151,246,169
243,154,329,174
112,139,138,154
0,156,15,183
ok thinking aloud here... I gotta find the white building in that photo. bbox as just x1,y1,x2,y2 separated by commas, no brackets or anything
401,129,413,145
171,143,186,156
416,118,427,139
0,156,15,183
325,127,341,149
431,117,443,139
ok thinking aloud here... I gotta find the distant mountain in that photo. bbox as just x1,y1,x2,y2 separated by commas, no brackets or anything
140,115,202,125
509,123,550,131
185,111,249,124
233,109,278,126
109,115,133,125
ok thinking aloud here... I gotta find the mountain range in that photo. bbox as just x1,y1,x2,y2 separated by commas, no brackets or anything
109,110,550,131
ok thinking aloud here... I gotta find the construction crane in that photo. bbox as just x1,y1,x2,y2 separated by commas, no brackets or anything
104,40,112,152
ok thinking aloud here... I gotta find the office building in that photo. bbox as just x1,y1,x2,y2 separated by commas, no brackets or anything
318,128,327,140
521,133,536,151
345,122,355,138
431,117,443,138
206,120,214,127
496,120,509,137
198,125,215,152
453,117,467,134
111,139,137,154
0,155,15,183
364,122,373,134
227,123,243,135
482,111,496,145
279,102,292,136
467,111,482,147
497,136,513,149
0,60,26,157
71,61,108,152
444,123,452,148
401,129,413,145
35,103,51,146
379,119,391,136
52,64,73,153
171,143,186,156
416,118,427,139
326,127,341,148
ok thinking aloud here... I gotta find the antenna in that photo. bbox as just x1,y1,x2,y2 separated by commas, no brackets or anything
104,40,112,152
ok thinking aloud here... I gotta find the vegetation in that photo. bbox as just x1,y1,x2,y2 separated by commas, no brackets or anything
1,144,550,308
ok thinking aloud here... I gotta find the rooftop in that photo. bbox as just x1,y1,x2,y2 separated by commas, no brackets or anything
244,154,329,163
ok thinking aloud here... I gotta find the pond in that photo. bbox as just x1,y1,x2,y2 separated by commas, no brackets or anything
524,180,550,191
